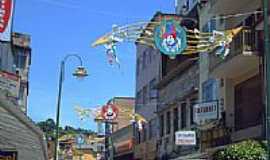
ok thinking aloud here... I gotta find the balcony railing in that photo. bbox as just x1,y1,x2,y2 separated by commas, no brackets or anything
209,29,259,71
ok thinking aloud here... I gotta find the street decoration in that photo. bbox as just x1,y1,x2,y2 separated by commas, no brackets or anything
74,106,100,121
129,112,147,131
91,14,243,61
101,104,119,121
0,0,13,41
154,19,187,59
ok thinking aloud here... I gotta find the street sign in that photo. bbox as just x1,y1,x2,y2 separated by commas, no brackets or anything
175,131,196,146
101,104,119,121
193,101,219,125
76,134,85,145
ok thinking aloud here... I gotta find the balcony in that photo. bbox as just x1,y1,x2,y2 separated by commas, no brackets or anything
209,29,260,78
201,0,260,15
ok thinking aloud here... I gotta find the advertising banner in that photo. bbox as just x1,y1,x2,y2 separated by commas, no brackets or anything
193,101,219,125
0,71,20,97
175,131,196,146
0,0,13,41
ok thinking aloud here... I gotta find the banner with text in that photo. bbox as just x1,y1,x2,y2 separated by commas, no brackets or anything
193,101,219,125
0,0,14,41
175,131,196,146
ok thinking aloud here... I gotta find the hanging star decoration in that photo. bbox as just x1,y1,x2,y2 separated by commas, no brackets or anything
74,106,101,121
91,14,243,61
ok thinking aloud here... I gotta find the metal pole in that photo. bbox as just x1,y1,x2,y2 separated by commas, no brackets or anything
104,121,110,160
264,0,270,159
54,61,64,160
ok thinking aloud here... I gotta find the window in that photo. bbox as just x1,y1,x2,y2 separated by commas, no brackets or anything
181,103,187,129
149,120,153,140
149,50,152,64
166,111,171,134
143,126,147,142
149,78,157,100
160,115,164,137
15,50,27,69
173,107,179,132
190,98,198,125
202,19,216,32
142,51,147,69
235,75,263,130
136,90,143,107
202,79,218,101
0,57,2,69
136,58,140,76
142,86,147,104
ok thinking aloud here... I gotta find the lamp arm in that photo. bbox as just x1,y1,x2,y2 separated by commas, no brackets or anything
63,54,83,66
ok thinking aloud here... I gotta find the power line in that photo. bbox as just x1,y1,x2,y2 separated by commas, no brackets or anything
212,10,263,20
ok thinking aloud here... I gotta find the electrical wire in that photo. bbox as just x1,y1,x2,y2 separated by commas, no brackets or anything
212,10,263,20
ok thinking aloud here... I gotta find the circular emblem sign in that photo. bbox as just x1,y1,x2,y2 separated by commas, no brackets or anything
154,19,187,59
0,0,12,33
101,104,119,120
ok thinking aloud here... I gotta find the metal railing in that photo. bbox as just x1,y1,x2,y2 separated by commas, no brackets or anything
209,29,259,71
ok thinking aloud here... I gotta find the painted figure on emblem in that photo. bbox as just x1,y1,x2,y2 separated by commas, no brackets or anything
161,22,181,55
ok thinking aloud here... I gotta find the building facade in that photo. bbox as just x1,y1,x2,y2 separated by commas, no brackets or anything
134,13,162,160
103,97,135,160
152,6,200,159
198,0,265,153
0,94,48,160
0,32,31,113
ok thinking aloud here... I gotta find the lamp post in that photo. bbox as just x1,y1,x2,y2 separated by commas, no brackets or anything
54,54,88,160
263,0,270,159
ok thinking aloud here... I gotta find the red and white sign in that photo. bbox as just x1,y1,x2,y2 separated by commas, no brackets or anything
101,104,119,120
0,0,13,41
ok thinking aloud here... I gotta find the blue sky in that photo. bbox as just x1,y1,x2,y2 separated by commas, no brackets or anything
13,0,174,131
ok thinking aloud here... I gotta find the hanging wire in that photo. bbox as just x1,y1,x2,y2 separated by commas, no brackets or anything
212,10,263,20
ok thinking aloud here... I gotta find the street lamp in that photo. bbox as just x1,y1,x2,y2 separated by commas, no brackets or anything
54,54,88,160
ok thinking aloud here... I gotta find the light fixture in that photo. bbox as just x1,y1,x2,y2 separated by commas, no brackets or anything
72,66,88,78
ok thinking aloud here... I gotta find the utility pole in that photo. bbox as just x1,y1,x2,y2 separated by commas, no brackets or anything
263,0,270,159
104,121,110,160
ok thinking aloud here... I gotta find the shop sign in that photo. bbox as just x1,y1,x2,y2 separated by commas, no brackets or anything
0,150,17,160
193,101,219,125
0,71,20,97
0,0,14,41
101,104,119,120
175,131,196,146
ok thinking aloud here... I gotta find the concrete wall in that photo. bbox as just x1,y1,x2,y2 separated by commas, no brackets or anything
134,43,161,160
135,44,160,120
157,64,199,158
198,0,263,147
0,94,48,160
